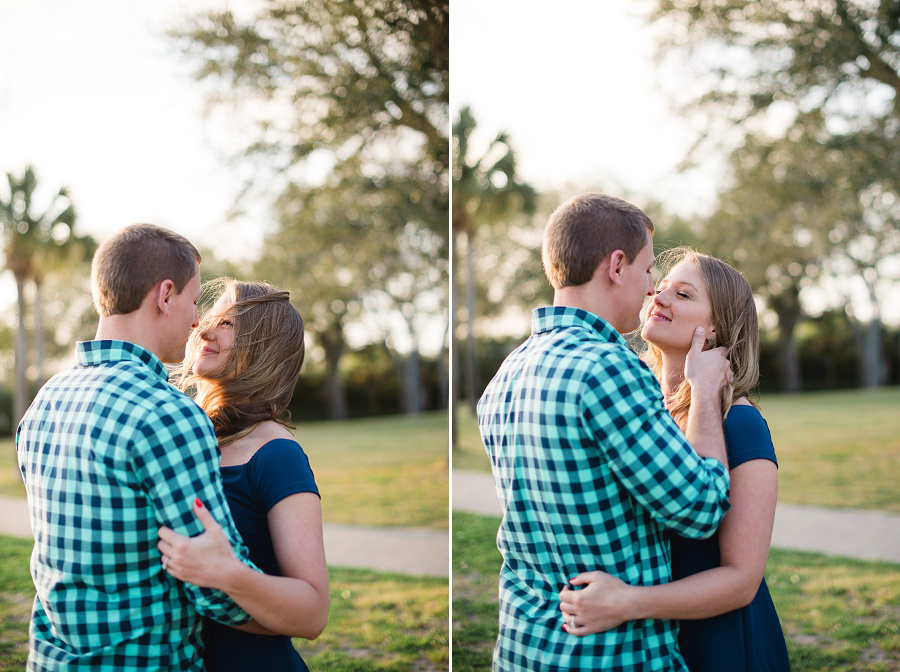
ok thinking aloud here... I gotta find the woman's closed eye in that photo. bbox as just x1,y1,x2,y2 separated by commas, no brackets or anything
654,289,691,299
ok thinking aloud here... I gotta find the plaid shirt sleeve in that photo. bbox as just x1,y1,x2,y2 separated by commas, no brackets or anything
132,396,254,625
583,350,731,539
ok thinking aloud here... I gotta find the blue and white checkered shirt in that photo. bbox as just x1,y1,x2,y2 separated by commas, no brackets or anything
477,307,731,672
17,340,254,671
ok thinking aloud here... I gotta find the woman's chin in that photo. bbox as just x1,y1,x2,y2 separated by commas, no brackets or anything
640,325,658,345
641,328,689,353
193,363,213,378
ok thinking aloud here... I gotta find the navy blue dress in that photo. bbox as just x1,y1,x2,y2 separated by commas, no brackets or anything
670,405,790,671
204,438,320,672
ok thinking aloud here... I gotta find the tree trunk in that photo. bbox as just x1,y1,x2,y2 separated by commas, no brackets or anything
394,347,422,415
771,292,802,393
858,277,885,388
13,273,28,427
464,232,479,414
325,363,347,419
35,277,45,385
407,349,421,413
777,326,801,393
400,310,422,414
857,318,884,388
319,323,348,420
437,321,449,410
450,234,460,449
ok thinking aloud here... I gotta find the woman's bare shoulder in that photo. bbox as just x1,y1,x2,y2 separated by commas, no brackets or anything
254,420,295,441
223,421,296,465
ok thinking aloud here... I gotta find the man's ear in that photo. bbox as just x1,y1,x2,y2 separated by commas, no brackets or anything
607,250,626,286
155,279,176,315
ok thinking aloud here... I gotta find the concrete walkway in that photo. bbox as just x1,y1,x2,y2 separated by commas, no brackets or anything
0,494,449,578
453,469,900,565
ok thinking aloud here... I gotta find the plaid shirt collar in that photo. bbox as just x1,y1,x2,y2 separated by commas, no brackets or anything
76,340,169,383
532,305,626,346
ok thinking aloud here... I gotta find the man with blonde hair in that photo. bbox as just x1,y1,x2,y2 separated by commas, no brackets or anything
478,193,733,671
17,224,254,671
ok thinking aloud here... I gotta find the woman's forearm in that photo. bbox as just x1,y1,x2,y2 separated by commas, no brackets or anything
159,494,329,639
631,458,775,622
628,565,759,621
685,387,729,468
219,561,329,639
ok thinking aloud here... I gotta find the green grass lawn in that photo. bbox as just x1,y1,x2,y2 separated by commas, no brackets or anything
757,388,900,512
0,411,449,529
453,512,900,672
0,534,448,671
454,387,900,512
299,412,449,529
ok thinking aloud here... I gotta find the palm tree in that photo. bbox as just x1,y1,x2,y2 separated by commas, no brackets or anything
31,230,95,386
452,107,537,444
0,165,91,425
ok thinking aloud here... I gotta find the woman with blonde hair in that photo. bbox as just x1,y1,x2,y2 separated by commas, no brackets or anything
560,248,789,671
158,278,328,672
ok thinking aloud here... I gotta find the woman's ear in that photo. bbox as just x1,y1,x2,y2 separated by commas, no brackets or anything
705,326,717,350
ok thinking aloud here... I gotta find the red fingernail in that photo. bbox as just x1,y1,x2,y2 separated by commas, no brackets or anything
195,498,203,508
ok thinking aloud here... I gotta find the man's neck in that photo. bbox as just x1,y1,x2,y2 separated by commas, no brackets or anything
553,285,621,333
95,314,165,361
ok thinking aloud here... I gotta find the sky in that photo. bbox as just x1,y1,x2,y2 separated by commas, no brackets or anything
452,0,720,214
0,0,260,254
0,0,266,311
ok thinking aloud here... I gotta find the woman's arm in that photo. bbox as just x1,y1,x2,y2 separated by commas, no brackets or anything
158,494,329,639
560,457,777,633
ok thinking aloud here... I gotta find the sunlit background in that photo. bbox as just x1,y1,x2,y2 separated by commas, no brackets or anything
0,0,449,430
0,0,254,260
451,0,899,416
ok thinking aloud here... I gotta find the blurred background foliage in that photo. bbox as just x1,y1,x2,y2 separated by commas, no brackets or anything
0,0,448,435
451,0,899,446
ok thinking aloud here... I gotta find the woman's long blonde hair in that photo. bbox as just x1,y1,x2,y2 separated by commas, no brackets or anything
180,278,306,447
642,247,760,428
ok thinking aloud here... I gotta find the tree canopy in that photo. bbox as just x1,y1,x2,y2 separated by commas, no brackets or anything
451,106,537,418
172,0,448,189
654,0,899,139
653,0,899,389
0,166,93,422
173,1,449,417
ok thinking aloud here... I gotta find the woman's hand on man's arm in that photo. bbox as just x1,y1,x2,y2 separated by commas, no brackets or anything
559,571,638,635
